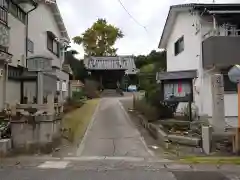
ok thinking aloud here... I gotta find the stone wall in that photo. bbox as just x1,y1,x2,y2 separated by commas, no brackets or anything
11,115,61,153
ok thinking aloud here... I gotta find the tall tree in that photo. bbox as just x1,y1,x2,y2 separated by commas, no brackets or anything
135,50,166,71
135,50,166,93
64,50,88,82
73,18,124,56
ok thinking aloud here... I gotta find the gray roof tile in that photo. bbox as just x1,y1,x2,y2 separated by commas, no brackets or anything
85,56,137,72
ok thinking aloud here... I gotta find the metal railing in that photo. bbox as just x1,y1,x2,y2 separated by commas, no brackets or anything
202,28,240,40
0,6,8,25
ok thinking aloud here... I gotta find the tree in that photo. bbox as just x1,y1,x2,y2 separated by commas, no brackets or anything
64,50,88,82
135,50,166,71
136,50,166,97
73,18,124,56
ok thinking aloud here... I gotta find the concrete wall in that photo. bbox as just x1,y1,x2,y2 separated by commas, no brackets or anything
11,116,62,150
202,36,240,69
8,14,26,67
6,80,21,105
28,3,64,69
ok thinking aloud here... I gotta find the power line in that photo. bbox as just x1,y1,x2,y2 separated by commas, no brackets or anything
116,0,148,33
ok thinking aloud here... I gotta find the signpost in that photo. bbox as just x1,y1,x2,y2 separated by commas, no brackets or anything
228,65,240,154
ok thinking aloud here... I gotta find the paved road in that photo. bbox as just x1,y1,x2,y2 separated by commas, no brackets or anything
2,96,240,179
77,97,152,157
1,158,240,180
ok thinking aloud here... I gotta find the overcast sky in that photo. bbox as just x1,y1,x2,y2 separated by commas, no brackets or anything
57,0,239,58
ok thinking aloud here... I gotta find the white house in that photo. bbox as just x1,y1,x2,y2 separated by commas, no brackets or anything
157,3,240,126
0,0,71,110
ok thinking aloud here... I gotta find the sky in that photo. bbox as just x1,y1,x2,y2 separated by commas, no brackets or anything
57,0,240,59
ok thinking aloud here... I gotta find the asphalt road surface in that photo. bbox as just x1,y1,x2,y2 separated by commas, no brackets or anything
0,160,239,180
77,97,152,157
1,96,240,179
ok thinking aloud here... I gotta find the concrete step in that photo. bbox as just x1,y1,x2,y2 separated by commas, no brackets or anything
101,89,123,97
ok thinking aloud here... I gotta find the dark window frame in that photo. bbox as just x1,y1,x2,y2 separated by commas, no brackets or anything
8,65,21,80
0,0,8,25
174,36,184,56
8,0,26,24
47,32,60,57
27,38,34,53
221,68,237,93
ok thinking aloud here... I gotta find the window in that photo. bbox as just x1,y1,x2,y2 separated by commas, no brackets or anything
0,0,8,24
0,0,8,9
47,32,60,57
174,36,184,56
0,7,7,23
221,67,237,93
9,1,26,24
223,74,237,92
8,66,21,79
27,38,34,53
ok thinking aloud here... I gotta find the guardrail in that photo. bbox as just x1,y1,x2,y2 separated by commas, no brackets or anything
0,6,7,25
203,29,240,40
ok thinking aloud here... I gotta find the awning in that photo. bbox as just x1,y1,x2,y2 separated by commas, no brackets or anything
156,70,197,81
47,31,57,39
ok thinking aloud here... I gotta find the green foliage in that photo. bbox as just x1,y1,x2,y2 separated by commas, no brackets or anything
73,18,124,56
136,50,166,92
72,90,85,100
64,50,88,82
135,50,166,71
133,50,178,119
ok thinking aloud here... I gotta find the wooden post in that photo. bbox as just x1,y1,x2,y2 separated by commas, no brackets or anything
235,83,240,154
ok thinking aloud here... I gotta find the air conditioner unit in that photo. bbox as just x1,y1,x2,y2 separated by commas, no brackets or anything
0,69,4,77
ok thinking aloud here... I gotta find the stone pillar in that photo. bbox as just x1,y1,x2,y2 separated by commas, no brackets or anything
59,80,63,103
37,72,43,104
202,125,212,154
211,74,225,132
47,93,55,114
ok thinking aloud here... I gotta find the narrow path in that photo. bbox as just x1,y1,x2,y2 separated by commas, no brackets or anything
77,97,152,157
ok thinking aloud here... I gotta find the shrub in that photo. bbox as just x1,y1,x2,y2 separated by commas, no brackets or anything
63,97,84,113
72,90,85,100
135,99,159,122
84,80,100,98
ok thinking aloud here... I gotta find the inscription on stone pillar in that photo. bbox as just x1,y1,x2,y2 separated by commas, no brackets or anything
211,74,225,132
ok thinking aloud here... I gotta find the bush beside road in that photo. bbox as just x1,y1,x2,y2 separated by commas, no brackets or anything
62,99,99,144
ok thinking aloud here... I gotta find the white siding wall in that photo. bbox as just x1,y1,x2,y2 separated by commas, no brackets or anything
8,14,26,67
166,12,201,72
28,3,64,68
165,11,203,115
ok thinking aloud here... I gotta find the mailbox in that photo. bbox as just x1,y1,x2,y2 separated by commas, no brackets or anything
228,65,240,84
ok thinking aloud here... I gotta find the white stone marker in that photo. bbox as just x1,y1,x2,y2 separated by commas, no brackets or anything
211,74,225,132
